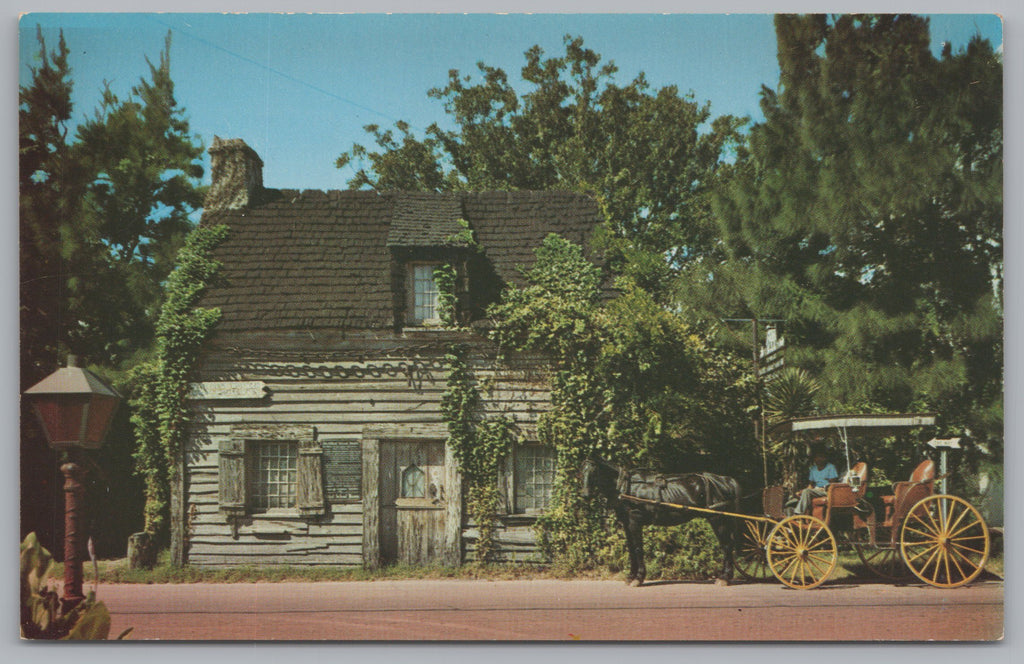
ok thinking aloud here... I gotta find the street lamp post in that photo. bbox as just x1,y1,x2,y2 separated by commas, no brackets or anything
23,355,121,610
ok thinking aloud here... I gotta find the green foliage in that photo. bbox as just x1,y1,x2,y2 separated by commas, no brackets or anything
705,15,1002,454
764,367,821,487
643,520,725,580
20,26,205,553
338,35,746,296
439,343,516,562
491,235,756,564
28,28,205,368
20,26,74,386
433,264,458,328
20,533,131,640
127,362,168,537
129,224,228,542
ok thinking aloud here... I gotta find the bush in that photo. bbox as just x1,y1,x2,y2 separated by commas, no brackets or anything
20,533,131,640
643,519,724,580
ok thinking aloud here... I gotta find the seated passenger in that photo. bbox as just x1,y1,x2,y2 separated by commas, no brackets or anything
794,446,839,515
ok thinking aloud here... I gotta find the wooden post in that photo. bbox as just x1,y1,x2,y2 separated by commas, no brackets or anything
169,457,185,567
361,437,380,568
443,442,463,567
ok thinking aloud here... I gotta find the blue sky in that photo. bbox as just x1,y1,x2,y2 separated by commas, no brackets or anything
19,13,1003,192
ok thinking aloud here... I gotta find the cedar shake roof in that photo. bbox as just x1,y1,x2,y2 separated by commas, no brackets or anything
200,189,602,331
387,192,467,247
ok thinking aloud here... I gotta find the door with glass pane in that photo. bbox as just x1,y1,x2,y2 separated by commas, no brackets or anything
379,440,447,565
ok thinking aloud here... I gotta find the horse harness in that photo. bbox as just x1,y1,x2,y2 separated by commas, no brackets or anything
617,468,734,513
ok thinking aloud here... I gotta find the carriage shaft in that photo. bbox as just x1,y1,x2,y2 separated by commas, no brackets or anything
618,493,776,524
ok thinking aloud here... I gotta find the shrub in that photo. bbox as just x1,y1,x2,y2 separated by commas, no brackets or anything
20,533,131,640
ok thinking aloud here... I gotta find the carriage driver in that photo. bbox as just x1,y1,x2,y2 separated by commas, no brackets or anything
793,445,839,515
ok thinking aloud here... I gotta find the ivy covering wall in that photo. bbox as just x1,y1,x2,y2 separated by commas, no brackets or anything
128,224,228,544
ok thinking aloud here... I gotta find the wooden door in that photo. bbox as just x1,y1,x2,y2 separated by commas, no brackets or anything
379,441,447,565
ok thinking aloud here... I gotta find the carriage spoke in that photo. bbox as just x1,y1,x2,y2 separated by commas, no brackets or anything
949,541,987,557
790,558,804,585
947,548,969,581
948,519,985,540
921,547,942,582
805,536,832,551
907,510,934,533
903,525,939,540
945,503,971,535
923,505,943,535
905,543,939,564
804,553,830,578
942,548,953,585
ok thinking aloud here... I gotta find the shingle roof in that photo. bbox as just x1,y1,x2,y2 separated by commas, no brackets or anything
200,189,602,331
387,192,467,247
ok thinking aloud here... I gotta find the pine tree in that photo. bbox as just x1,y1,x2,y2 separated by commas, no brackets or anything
20,26,77,386
71,30,204,366
705,15,1002,452
19,26,79,551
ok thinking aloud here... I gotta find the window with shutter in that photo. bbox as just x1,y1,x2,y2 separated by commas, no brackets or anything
219,424,324,518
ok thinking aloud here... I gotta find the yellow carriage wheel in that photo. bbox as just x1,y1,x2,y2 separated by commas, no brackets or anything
766,515,837,590
734,519,776,581
900,494,990,588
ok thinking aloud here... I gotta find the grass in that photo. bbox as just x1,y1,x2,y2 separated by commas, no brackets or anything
55,548,1004,586
57,549,585,585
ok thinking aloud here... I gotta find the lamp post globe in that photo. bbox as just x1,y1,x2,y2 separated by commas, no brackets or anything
23,355,121,609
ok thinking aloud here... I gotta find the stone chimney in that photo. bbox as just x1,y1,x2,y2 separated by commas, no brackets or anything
205,136,264,211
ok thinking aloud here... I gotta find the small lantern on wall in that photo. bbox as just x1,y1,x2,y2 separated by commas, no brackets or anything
24,355,121,451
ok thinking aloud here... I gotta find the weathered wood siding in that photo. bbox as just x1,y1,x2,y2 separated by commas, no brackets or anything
462,519,545,564
184,331,549,567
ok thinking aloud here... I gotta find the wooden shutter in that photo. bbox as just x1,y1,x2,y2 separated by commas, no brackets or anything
297,436,326,517
218,438,247,517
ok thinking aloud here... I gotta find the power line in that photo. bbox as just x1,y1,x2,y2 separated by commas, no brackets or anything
146,15,422,131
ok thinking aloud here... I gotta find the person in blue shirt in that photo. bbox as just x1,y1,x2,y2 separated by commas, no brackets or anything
794,446,839,515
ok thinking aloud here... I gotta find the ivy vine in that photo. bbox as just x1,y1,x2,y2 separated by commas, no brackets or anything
440,343,515,563
129,224,228,543
433,264,458,328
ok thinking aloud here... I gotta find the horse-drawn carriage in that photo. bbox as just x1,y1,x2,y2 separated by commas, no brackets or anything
584,412,992,590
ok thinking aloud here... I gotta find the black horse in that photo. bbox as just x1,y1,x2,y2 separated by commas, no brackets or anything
580,457,741,586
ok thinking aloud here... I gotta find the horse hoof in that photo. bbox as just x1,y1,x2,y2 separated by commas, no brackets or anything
628,578,641,587
715,578,731,587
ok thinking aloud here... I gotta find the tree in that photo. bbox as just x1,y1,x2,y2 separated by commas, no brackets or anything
20,26,77,387
69,30,204,366
703,15,1002,456
338,36,746,295
19,26,79,551
19,27,205,555
490,235,756,563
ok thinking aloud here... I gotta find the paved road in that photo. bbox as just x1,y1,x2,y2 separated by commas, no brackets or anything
102,578,1003,641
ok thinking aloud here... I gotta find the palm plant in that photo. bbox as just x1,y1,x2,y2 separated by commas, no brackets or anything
764,367,821,488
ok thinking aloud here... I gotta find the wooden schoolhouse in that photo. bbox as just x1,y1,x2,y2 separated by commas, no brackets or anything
178,137,601,567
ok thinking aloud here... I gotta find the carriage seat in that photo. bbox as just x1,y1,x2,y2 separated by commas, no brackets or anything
881,459,935,525
809,462,869,521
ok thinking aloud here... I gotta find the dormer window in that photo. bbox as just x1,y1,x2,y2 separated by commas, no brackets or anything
409,263,441,325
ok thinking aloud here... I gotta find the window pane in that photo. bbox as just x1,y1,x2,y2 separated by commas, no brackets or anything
401,465,426,498
515,446,556,513
412,264,439,322
250,441,299,511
